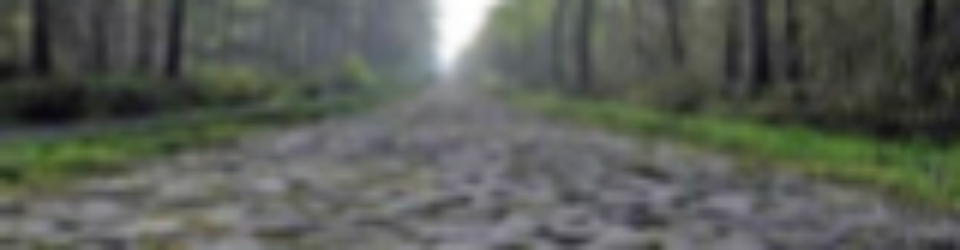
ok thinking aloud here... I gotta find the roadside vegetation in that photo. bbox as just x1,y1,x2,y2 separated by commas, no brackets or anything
515,91,960,209
0,67,406,192
477,0,960,209
0,93,386,192
0,0,431,192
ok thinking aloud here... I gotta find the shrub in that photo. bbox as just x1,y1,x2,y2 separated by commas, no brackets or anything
189,64,279,102
325,56,380,95
0,74,272,125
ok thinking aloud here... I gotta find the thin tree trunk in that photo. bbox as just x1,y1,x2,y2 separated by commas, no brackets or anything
89,1,110,73
745,0,772,94
550,0,571,88
163,0,186,78
724,0,744,95
782,0,802,82
913,0,938,99
29,0,53,75
630,0,659,71
573,0,595,94
662,0,685,66
137,0,159,74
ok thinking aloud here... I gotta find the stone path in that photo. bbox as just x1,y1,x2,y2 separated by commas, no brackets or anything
0,84,958,249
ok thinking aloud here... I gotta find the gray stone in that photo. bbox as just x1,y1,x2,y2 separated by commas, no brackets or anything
0,86,957,248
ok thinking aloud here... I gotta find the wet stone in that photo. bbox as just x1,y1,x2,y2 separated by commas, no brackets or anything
0,86,958,248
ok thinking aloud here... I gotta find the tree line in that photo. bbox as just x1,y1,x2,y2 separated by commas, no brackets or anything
22,0,186,77
0,0,433,79
0,0,432,124
477,0,960,141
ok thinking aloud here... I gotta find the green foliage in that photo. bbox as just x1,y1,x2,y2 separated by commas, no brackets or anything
0,125,244,185
190,64,280,101
0,94,379,191
0,0,428,192
487,0,554,46
342,56,379,86
622,74,724,113
0,71,296,125
515,92,960,209
481,0,960,141
325,56,381,95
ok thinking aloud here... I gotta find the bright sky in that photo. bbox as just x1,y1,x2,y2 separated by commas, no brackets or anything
435,0,501,68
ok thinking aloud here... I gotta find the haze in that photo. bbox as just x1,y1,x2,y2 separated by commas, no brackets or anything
435,0,500,68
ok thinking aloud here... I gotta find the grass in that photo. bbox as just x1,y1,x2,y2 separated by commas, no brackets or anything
513,92,960,209
0,94,382,193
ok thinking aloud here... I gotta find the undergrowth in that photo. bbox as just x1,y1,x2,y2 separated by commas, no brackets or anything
514,92,960,209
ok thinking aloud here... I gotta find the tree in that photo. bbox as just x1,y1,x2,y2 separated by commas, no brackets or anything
88,0,111,73
662,0,685,66
744,0,772,93
779,0,801,82
163,0,186,78
477,0,960,139
28,0,52,74
913,0,938,99
572,0,595,93
550,0,573,89
724,0,744,93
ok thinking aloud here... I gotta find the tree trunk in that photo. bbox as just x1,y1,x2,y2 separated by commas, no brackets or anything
629,0,655,71
573,0,595,94
550,0,572,88
137,0,160,74
89,1,110,73
724,0,744,95
162,0,186,78
781,0,802,82
745,0,772,94
913,0,938,99
29,0,53,75
662,0,685,66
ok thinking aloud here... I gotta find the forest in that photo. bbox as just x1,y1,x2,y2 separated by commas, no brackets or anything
481,0,960,141
0,0,432,187
0,0,431,124
476,0,960,205
0,0,959,248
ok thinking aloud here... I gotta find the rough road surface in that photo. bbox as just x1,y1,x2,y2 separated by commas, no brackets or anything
1,85,958,249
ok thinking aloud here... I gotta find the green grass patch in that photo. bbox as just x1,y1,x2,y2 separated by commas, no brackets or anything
0,95,382,193
513,92,960,209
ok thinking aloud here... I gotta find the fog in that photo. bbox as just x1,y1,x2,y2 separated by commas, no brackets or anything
435,0,500,69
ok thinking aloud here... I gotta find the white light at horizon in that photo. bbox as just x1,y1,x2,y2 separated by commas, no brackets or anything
435,0,500,69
